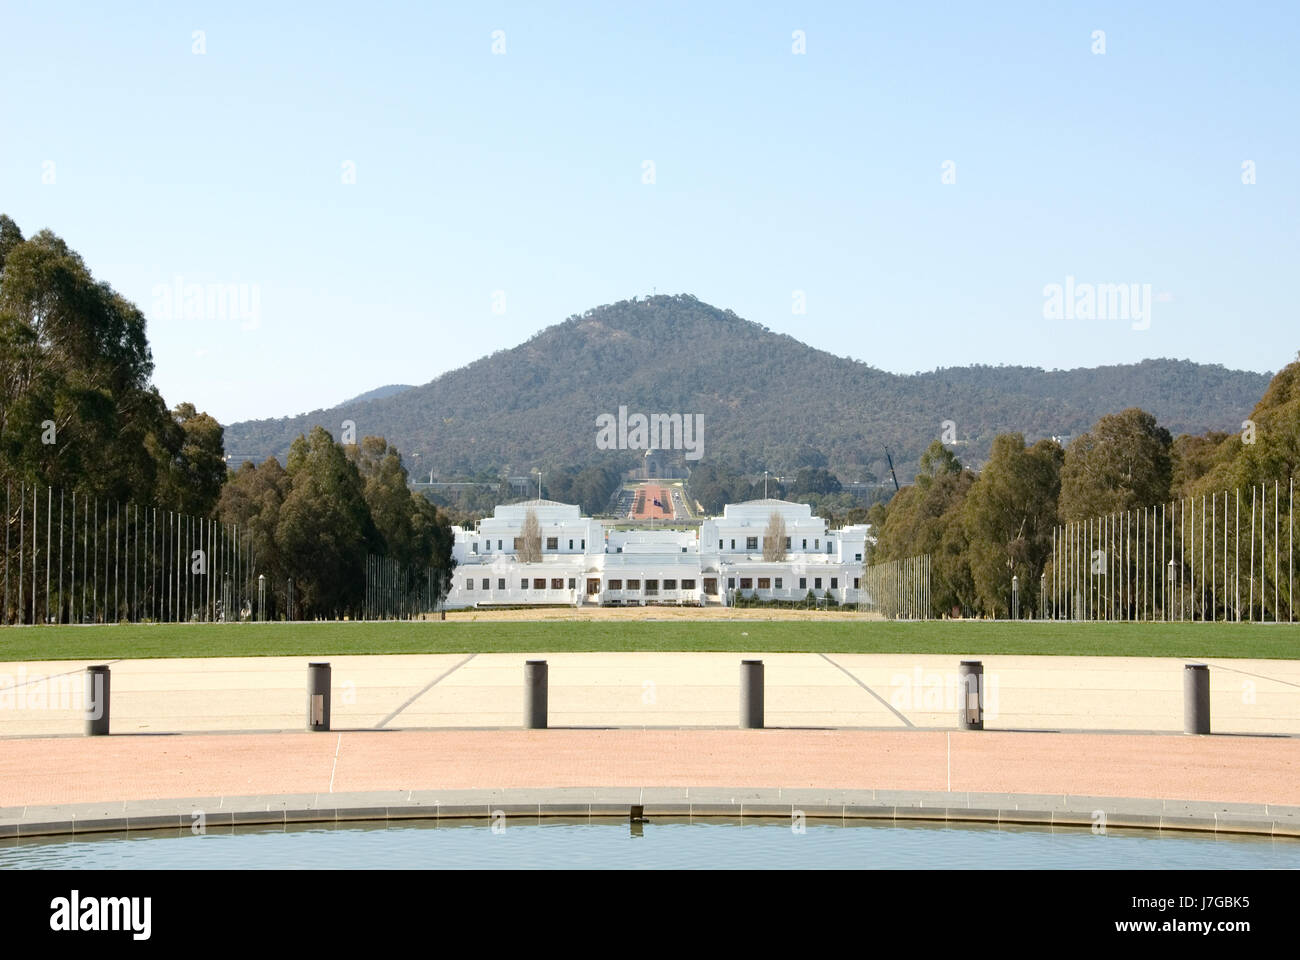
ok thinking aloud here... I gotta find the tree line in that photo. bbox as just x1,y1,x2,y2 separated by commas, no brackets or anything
0,216,455,621
867,354,1300,619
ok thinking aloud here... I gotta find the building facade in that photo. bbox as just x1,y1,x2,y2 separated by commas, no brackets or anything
445,498,870,608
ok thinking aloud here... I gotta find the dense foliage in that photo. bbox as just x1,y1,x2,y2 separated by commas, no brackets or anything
0,216,455,621
869,356,1300,618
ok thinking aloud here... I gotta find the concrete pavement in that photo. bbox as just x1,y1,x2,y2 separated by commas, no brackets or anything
1,652,1297,736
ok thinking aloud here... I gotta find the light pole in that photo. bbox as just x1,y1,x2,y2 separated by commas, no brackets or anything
1011,574,1019,621
1167,559,1176,622
1040,572,1046,621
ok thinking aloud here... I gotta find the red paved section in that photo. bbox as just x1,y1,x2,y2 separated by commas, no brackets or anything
631,484,673,519
1,730,1298,807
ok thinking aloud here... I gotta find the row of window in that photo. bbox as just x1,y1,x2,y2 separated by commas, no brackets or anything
472,537,586,554
729,576,860,590
464,576,862,592
465,577,579,591
719,537,826,551
605,579,697,591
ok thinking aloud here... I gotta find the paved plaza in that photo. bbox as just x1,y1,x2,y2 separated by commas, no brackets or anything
0,652,1297,737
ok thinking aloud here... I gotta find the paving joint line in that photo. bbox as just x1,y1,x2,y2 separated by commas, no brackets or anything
818,652,914,727
376,654,476,727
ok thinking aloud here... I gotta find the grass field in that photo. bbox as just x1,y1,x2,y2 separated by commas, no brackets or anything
1,619,1298,661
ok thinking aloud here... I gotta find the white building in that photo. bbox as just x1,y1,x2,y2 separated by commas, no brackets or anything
445,498,870,608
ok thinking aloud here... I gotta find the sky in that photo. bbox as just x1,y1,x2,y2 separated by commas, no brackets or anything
2,1,1297,425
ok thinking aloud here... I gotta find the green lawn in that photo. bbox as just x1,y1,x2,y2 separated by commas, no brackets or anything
0,619,1297,661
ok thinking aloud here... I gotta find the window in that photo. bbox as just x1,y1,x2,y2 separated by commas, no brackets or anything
581,539,585,549
497,540,502,550
551,578,563,590
546,537,558,550
727,578,735,589
740,578,753,589
569,539,573,549
854,553,861,562
799,577,807,589
775,577,783,589
466,579,474,590
757,577,770,589
853,577,860,589
830,577,838,589
730,539,736,549
627,579,641,590
815,539,820,550
746,536,758,551
645,579,659,594
481,578,489,590
828,541,833,551
472,543,478,554
802,539,807,549
719,539,723,549
785,537,791,549
533,578,545,589
520,579,528,589
703,578,717,595
682,579,696,590
814,578,822,589
664,579,677,590
498,578,506,590
609,579,623,590
513,537,522,550
567,578,576,589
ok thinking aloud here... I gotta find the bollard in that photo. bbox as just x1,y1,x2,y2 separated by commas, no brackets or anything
740,660,764,729
957,660,983,730
1184,663,1210,735
307,662,331,732
524,660,548,729
84,665,110,736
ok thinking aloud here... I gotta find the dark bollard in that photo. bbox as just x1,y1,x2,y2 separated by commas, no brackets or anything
525,660,548,729
958,660,983,730
84,665,110,736
740,660,764,729
307,662,331,732
1184,663,1210,735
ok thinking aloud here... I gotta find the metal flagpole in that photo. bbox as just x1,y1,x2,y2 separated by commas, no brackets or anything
18,482,24,625
45,486,52,623
1249,486,1256,621
70,491,76,624
58,488,64,623
32,485,38,624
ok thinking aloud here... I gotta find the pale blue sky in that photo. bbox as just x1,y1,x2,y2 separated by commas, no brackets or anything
3,1,1296,424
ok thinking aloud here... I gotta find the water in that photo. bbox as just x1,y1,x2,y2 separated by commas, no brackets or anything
2,818,1296,869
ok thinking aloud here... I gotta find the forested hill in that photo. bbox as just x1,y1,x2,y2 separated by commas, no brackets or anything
224,294,1272,481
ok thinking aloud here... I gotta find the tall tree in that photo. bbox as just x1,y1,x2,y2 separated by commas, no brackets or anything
153,402,227,516
518,508,542,563
963,434,1063,617
869,440,977,615
1058,408,1172,521
762,510,788,561
276,427,378,618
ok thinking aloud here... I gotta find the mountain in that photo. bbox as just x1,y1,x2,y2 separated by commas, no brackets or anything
339,383,414,405
223,294,1273,482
